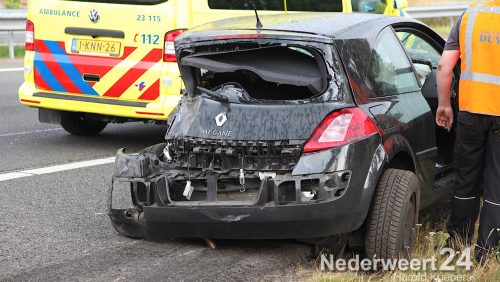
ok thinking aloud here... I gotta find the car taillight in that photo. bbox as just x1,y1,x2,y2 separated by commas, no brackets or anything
26,20,34,51
164,29,186,62
303,108,379,153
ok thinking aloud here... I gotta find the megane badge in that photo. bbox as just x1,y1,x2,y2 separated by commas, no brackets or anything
215,113,227,127
89,9,100,23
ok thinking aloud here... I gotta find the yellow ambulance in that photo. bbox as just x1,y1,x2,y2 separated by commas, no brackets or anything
19,0,408,135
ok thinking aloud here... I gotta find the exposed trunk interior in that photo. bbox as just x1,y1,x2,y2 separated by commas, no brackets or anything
181,45,329,101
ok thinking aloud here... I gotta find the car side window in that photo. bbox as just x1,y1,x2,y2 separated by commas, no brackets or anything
367,28,420,97
396,31,442,85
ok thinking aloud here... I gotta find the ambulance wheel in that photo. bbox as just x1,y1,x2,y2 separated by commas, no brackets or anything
365,169,419,260
60,112,107,136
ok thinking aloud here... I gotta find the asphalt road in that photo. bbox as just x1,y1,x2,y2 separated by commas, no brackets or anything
0,60,311,281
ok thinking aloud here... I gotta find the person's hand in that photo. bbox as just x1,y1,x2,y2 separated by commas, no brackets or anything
436,105,454,132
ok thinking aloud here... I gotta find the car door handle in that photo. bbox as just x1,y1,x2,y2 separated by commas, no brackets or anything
83,74,100,82
65,27,125,39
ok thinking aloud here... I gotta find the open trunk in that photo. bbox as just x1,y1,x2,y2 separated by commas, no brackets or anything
181,45,329,100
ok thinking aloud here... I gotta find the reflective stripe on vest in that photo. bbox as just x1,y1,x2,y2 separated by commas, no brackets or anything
459,4,500,116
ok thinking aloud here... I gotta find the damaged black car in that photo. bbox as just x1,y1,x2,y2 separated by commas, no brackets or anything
109,13,459,259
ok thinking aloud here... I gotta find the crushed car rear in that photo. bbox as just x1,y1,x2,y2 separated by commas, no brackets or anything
108,30,384,243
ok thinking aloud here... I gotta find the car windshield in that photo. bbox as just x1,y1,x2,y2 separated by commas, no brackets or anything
180,44,334,103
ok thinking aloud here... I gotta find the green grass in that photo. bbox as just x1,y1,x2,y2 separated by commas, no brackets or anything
420,18,458,37
0,45,25,58
5,0,21,9
295,203,500,281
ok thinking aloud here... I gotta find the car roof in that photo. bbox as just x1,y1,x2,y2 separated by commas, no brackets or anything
189,12,422,40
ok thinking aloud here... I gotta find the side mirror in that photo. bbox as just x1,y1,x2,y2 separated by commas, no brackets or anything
394,0,408,10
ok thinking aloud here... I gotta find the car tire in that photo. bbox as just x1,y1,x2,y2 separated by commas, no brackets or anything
365,169,419,259
60,112,107,136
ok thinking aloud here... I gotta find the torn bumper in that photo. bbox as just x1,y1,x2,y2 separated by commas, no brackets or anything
109,171,365,240
111,198,364,240
109,137,383,240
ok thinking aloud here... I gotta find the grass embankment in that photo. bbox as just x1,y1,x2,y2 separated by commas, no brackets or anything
421,18,457,37
0,46,25,58
299,203,499,281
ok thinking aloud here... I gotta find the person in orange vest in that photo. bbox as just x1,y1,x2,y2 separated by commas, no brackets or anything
436,0,500,262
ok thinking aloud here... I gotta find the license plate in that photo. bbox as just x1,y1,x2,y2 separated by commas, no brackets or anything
71,38,121,57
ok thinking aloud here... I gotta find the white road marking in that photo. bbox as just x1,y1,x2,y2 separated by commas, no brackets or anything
0,67,24,73
0,157,116,182
0,172,33,182
0,128,63,137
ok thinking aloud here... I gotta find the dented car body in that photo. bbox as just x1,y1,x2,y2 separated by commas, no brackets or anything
109,13,459,257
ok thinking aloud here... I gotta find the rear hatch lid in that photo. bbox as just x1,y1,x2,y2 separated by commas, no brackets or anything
169,34,354,172
28,0,173,102
170,33,352,141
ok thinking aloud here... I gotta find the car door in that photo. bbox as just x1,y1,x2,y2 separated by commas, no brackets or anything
352,26,439,207
394,26,460,168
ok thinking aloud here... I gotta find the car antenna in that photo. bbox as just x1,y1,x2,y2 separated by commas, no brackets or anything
250,0,263,31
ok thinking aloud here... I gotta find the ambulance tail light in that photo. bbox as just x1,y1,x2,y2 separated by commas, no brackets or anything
303,108,379,153
26,20,34,51
164,29,187,62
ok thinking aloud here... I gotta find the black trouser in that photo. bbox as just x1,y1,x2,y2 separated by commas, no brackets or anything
448,111,500,253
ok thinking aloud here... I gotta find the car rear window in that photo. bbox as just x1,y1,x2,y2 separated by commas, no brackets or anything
66,0,168,4
208,0,342,12
180,44,332,102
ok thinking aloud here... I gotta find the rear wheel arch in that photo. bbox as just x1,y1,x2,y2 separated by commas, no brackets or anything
350,150,420,252
387,150,416,173
386,149,421,217
382,132,419,173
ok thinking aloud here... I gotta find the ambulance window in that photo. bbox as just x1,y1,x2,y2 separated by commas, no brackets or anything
207,0,284,10
67,0,168,3
286,0,342,12
208,0,343,12
353,0,387,14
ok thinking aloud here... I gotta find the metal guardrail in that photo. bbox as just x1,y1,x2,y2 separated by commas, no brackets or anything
0,9,27,60
406,4,468,19
0,5,470,60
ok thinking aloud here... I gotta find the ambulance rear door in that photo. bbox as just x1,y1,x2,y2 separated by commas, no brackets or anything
29,0,175,104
